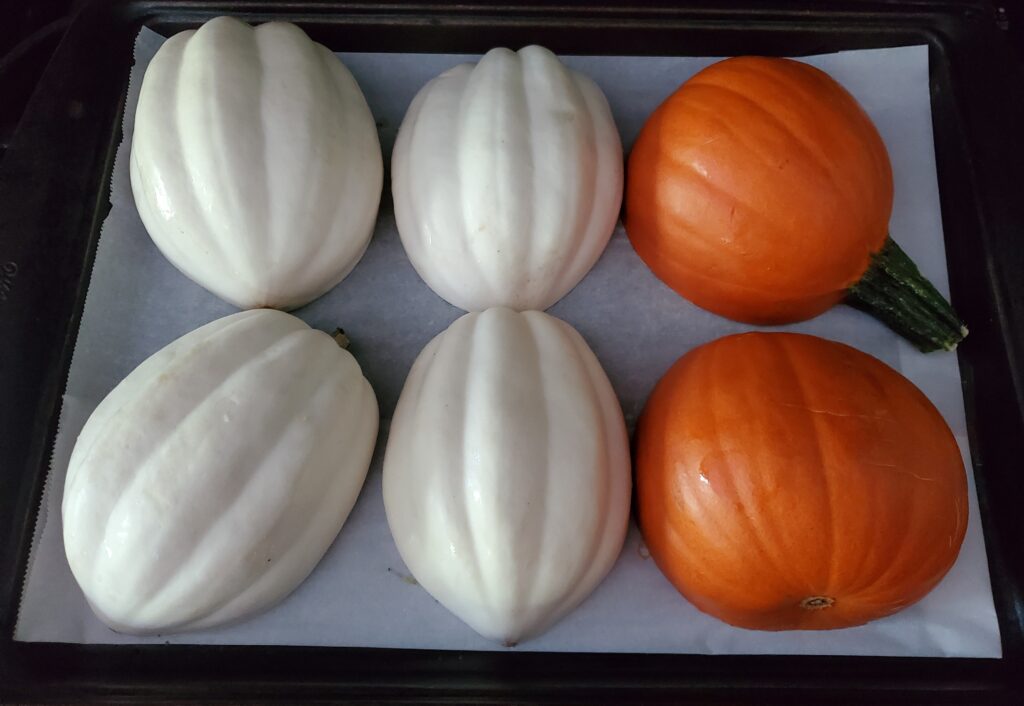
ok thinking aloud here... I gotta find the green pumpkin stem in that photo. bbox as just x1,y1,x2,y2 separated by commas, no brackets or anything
847,236,967,353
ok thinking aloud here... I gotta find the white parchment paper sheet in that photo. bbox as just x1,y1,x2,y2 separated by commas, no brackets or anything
14,28,1001,656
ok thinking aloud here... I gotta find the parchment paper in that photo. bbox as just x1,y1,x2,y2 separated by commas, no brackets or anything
14,28,1001,657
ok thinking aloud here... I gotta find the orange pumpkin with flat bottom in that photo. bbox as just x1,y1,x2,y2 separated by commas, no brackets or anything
635,332,968,630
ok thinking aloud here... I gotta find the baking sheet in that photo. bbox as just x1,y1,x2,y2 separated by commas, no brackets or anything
14,27,1001,657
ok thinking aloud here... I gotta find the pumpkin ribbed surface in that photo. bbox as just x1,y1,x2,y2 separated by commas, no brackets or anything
635,332,967,630
626,57,893,324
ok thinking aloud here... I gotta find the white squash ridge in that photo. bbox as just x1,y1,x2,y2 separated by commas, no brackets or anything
390,311,438,602
464,49,532,307
511,311,555,637
383,309,631,644
455,317,495,611
71,318,307,611
63,311,379,634
397,63,477,305
392,46,621,312
130,32,215,279
63,310,266,507
508,312,618,640
134,340,373,632
463,310,552,634
553,315,630,618
411,311,502,630
501,48,534,299
253,22,281,288
119,329,332,629
385,315,487,618
454,61,496,305
180,20,261,293
260,27,354,294
169,29,238,285
561,69,616,294
224,20,279,299
189,338,378,631
521,47,582,310
523,47,561,309
305,41,381,297
131,18,382,310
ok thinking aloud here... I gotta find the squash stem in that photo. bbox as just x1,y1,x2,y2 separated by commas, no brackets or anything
331,328,350,350
847,236,967,353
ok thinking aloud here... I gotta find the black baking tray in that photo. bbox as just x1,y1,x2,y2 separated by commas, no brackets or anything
2,0,1023,702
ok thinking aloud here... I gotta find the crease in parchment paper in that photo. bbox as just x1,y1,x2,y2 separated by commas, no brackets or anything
13,27,1001,657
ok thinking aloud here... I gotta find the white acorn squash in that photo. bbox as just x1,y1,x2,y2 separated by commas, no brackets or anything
62,309,379,634
382,308,631,644
130,17,383,310
391,45,624,312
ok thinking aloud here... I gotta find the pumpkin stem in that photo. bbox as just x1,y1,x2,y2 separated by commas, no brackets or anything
800,596,835,610
847,236,967,353
331,328,350,350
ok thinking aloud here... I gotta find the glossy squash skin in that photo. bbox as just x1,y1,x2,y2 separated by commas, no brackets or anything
625,57,893,324
391,46,623,312
383,308,631,644
131,17,383,310
635,332,968,630
62,309,379,634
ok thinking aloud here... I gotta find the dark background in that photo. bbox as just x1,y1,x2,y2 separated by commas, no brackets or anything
1,0,86,162
0,0,1022,166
